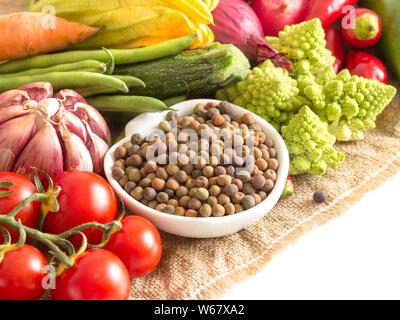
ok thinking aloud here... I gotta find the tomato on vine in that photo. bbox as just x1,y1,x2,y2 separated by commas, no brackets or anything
0,172,41,243
0,244,48,300
43,171,118,247
105,216,162,278
51,249,131,300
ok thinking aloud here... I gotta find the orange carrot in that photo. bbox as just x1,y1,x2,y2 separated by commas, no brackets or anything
0,12,99,61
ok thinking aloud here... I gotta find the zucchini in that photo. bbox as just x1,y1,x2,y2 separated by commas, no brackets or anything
114,43,251,100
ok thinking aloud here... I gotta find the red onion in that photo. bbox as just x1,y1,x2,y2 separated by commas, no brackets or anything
250,0,308,37
0,82,111,184
209,0,292,70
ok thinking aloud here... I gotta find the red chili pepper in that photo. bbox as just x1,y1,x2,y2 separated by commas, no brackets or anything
345,50,388,84
280,176,294,200
340,8,382,48
324,25,345,73
303,0,359,27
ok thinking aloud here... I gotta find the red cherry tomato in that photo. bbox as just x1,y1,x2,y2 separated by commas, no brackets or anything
105,216,162,278
43,171,118,247
0,172,41,243
340,8,382,48
324,25,345,73
0,244,48,300
346,50,388,84
52,249,131,300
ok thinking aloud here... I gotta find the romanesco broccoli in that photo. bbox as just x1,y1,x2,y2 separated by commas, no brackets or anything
323,70,396,141
265,18,397,141
216,59,307,130
265,19,335,77
215,18,397,174
282,106,345,176
299,69,397,141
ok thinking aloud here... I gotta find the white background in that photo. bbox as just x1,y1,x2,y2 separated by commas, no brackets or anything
221,171,400,300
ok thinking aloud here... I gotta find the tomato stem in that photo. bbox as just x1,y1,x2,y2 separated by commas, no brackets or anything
0,226,11,245
0,214,73,267
7,193,50,218
0,211,122,270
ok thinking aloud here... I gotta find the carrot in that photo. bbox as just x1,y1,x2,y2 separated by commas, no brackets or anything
0,12,99,62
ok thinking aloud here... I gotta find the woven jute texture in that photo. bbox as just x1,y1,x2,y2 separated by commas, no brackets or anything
2,0,400,300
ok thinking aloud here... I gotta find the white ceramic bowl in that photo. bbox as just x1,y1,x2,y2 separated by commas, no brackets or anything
104,99,289,238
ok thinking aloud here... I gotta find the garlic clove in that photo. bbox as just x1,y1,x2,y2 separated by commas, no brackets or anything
37,98,61,119
31,98,60,132
55,89,87,110
0,104,32,125
19,82,53,102
63,109,87,143
83,121,109,176
0,90,29,109
0,113,36,172
73,103,111,145
58,121,93,172
14,121,64,184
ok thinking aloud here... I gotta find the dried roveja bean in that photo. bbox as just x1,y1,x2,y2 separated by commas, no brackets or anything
112,101,281,217
313,191,327,203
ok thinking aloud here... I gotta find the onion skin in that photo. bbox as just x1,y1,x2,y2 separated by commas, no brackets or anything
0,113,36,172
210,0,292,69
210,0,264,64
14,121,64,186
251,0,308,37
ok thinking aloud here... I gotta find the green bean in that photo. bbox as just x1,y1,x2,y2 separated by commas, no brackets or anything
0,60,107,77
0,34,197,74
73,75,146,97
163,95,188,107
0,72,129,93
113,75,146,88
86,95,171,117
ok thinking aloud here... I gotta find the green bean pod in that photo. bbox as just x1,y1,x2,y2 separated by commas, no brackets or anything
73,75,146,97
0,34,197,74
113,75,146,88
163,95,188,107
0,60,107,77
86,95,171,116
0,72,129,93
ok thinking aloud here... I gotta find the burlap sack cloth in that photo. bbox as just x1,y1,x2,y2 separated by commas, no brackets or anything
2,1,400,300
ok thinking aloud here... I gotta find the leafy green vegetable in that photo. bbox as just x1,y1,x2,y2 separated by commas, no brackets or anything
282,106,345,176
